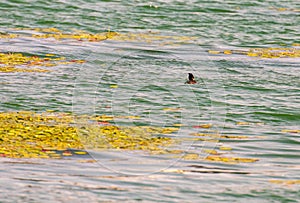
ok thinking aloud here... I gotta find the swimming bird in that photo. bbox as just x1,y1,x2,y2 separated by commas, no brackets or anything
185,73,197,84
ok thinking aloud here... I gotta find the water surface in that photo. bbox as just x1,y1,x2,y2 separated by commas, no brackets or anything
0,0,299,202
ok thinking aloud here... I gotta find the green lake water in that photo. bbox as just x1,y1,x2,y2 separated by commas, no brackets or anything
0,0,299,202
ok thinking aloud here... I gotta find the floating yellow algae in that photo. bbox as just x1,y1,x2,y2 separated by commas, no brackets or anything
219,146,232,151
161,127,179,134
77,159,97,163
236,122,249,125
208,48,300,58
3,28,197,45
220,135,250,139
269,179,300,185
50,153,61,159
0,111,179,158
281,129,300,133
74,151,87,155
166,149,184,154
203,149,219,155
0,33,18,39
45,53,56,57
78,125,176,151
208,50,221,54
0,111,263,161
223,50,232,55
189,133,220,138
90,115,114,121
182,152,257,163
36,27,61,33
115,115,140,119
62,151,73,156
248,48,300,58
0,66,49,73
190,132,264,140
110,84,118,88
0,52,86,73
163,107,182,112
193,124,212,128
183,153,199,160
69,59,86,63
236,122,264,126
11,27,61,33
205,155,258,163
269,7,300,12
109,32,197,45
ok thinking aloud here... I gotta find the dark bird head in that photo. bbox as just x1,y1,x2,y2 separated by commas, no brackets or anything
188,73,194,81
186,73,197,84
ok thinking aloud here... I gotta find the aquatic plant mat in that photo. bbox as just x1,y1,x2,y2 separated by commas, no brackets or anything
0,111,269,164
0,111,177,159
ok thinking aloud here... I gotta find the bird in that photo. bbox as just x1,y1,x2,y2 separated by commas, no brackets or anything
185,73,197,84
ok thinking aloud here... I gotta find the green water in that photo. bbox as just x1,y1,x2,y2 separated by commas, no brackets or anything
0,0,300,202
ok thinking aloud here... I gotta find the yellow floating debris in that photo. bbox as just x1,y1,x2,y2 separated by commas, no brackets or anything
0,33,18,39
0,66,49,73
110,85,118,88
183,153,199,160
163,107,182,112
77,159,97,163
190,133,220,138
208,48,300,58
50,154,61,158
62,151,73,156
45,53,56,57
269,179,300,185
219,146,232,151
2,28,197,45
247,48,300,58
205,155,258,163
166,149,184,154
193,124,212,128
203,149,219,155
0,52,86,73
223,50,232,55
220,135,249,139
173,123,183,127
116,115,140,119
44,150,57,154
74,151,87,155
281,129,300,133
208,50,221,54
236,122,264,126
269,7,300,12
190,132,264,140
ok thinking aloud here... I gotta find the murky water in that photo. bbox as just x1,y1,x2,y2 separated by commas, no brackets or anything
0,0,299,202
